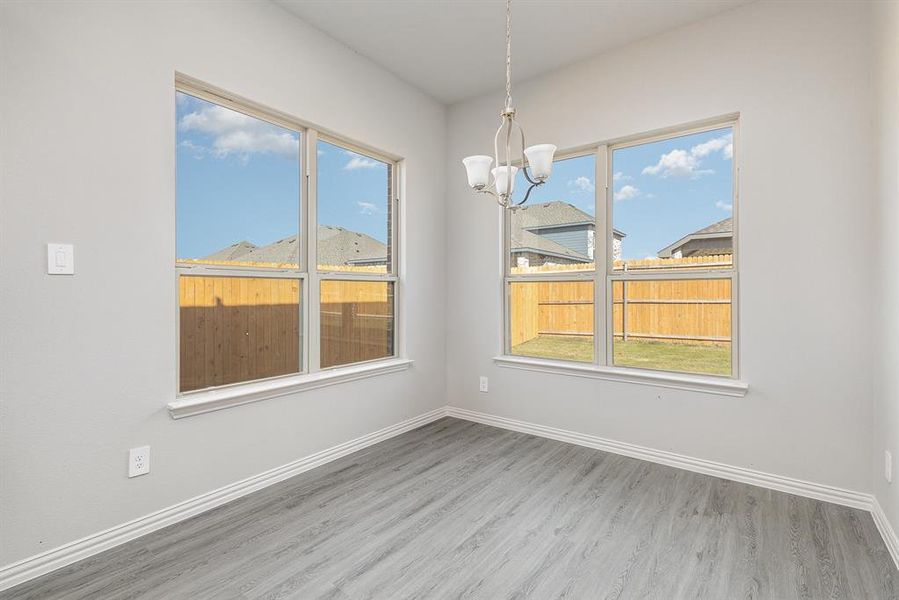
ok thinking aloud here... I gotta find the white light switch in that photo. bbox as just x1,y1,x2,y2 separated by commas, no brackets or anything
47,243,74,275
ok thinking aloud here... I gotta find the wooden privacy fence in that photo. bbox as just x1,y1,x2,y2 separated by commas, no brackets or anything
178,260,393,392
510,255,732,348
320,280,394,369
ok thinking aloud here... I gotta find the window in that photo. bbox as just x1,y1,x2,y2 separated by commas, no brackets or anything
504,121,738,378
506,153,597,362
176,81,400,395
316,139,397,367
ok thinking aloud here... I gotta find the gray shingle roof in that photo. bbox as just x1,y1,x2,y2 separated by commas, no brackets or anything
202,240,257,261
512,201,593,230
508,201,615,263
317,226,387,266
203,226,387,266
657,217,734,257
691,217,733,235
238,235,301,265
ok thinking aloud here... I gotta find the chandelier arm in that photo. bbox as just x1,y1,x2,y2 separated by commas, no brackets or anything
521,166,539,185
515,180,544,206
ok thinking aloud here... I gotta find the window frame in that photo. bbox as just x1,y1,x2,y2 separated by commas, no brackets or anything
311,132,400,371
174,76,402,399
502,116,740,380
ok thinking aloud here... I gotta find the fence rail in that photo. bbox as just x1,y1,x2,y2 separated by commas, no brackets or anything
510,255,732,348
178,260,392,392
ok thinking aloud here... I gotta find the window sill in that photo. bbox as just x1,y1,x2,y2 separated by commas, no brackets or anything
168,358,414,419
493,355,748,397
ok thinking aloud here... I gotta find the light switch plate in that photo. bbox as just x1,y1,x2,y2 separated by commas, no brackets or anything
47,243,74,275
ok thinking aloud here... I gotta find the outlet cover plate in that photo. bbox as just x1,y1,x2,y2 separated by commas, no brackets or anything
129,446,150,478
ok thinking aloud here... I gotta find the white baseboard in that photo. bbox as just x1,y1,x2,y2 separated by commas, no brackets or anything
447,406,899,569
872,497,899,570
5,404,897,592
0,406,449,593
446,406,872,510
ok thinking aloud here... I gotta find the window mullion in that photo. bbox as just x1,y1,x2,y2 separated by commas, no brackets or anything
596,144,609,367
306,128,321,374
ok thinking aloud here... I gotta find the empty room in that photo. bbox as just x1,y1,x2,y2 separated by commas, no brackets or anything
2,0,899,597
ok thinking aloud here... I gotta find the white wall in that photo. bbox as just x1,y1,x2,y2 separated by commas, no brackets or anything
0,1,446,565
446,1,877,494
873,0,899,531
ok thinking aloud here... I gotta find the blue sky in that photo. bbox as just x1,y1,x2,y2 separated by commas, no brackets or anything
612,127,733,259
316,140,389,244
512,154,596,216
176,92,388,260
511,126,733,260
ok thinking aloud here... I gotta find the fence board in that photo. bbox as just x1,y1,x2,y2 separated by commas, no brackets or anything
510,255,732,348
178,260,395,391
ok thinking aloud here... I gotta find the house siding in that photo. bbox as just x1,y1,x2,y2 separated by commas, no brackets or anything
528,224,592,257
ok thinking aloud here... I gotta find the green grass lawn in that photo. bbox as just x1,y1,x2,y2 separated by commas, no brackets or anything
511,335,731,376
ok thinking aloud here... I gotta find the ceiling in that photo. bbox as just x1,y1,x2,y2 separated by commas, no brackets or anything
277,0,752,104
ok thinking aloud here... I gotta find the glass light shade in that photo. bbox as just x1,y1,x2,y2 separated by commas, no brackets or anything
462,155,493,189
524,144,557,181
491,166,519,196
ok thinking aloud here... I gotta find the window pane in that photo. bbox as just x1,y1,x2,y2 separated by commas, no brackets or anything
612,279,731,376
179,276,301,392
509,281,594,362
320,280,394,368
509,154,596,275
317,140,391,273
612,127,733,272
176,91,301,269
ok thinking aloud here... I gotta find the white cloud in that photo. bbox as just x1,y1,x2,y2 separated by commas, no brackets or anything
642,149,711,178
178,104,299,162
642,132,732,178
344,155,380,170
357,201,377,215
691,134,732,158
568,176,595,193
178,139,206,159
716,200,733,211
614,184,640,201
613,171,632,182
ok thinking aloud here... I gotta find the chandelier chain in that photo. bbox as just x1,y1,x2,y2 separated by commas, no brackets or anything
505,0,512,110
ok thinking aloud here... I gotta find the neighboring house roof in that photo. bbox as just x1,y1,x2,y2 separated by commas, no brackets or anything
203,226,387,266
513,201,593,229
508,200,624,263
511,200,626,238
657,217,733,258
318,225,387,265
510,228,591,262
202,240,257,261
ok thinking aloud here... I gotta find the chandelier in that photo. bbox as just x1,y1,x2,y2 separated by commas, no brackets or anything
462,0,556,208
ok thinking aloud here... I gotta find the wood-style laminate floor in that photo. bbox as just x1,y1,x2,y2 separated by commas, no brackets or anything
3,417,895,599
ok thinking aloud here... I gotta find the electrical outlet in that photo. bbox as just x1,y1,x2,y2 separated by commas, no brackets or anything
479,376,489,393
129,446,150,478
887,450,893,484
